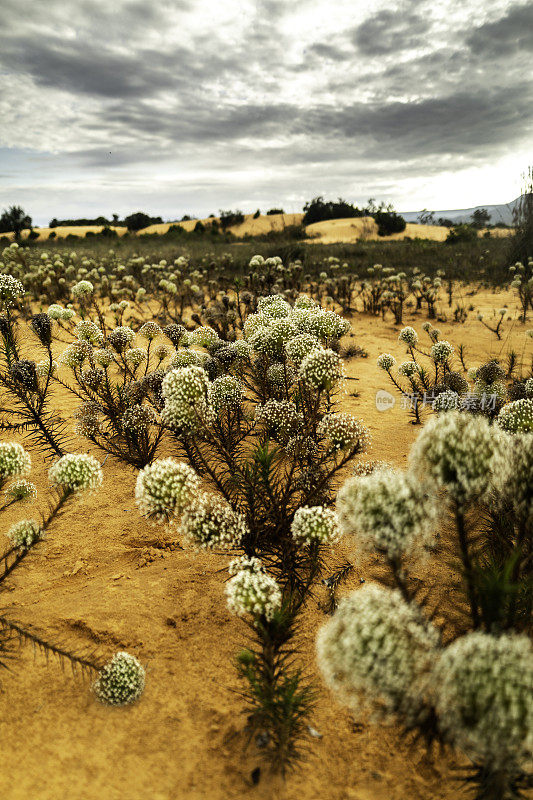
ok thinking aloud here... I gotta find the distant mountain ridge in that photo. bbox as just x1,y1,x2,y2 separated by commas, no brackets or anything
400,196,523,226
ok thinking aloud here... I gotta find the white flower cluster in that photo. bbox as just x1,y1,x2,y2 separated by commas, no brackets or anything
192,326,220,348
208,376,243,414
226,557,282,621
75,321,104,346
409,411,505,506
7,518,43,548
125,347,147,367
299,348,343,390
93,651,145,706
179,493,247,550
284,333,322,366
398,326,418,347
36,359,59,378
433,390,459,412
161,365,210,433
5,479,37,502
316,584,439,723
59,340,92,369
432,632,533,767
122,404,156,432
291,506,340,545
169,348,204,369
255,399,303,441
0,274,24,306
94,348,114,368
48,453,103,493
337,468,438,561
138,321,162,340
107,326,135,352
398,361,419,378
71,280,94,298
135,458,200,523
493,433,533,526
430,341,454,364
377,353,396,371
0,442,31,480
498,398,533,434
317,413,370,451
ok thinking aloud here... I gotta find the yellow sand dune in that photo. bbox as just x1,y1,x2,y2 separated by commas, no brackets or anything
2,214,513,243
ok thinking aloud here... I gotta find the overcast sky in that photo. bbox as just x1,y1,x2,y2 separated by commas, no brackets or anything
1,0,532,225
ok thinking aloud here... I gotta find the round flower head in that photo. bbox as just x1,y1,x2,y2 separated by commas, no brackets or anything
48,453,103,493
7,518,43,548
192,326,220,348
377,353,396,371
492,432,533,527
337,468,438,561
284,333,322,366
122,404,156,433
75,321,104,346
524,378,533,398
47,304,64,320
255,399,303,443
0,442,31,481
0,274,24,307
432,632,533,768
5,479,37,503
430,341,454,364
94,348,114,368
317,584,439,724
107,326,135,352
59,341,92,369
162,365,208,404
291,506,340,545
93,651,145,706
71,280,93,298
138,321,162,341
179,494,247,550
398,327,418,347
125,347,147,367
135,458,200,523
317,413,370,452
168,348,204,369
409,411,506,506
226,561,282,621
208,376,243,415
498,398,533,434
299,348,343,391
398,361,418,378
433,390,459,412
36,359,58,378
61,307,75,322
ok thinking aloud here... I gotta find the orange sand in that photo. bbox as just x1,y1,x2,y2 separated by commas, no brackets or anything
0,287,531,800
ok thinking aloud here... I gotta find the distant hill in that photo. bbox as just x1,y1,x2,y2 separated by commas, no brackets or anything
401,196,523,226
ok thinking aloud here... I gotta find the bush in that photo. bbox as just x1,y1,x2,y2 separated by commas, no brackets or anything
124,212,162,233
267,208,285,215
303,197,364,226
446,224,478,244
219,210,245,230
374,210,406,237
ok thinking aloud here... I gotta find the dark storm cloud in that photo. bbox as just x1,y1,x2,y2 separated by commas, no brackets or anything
353,6,431,56
467,3,533,56
1,0,532,220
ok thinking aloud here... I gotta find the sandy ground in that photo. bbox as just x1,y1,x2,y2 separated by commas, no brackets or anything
0,287,531,800
4,213,512,243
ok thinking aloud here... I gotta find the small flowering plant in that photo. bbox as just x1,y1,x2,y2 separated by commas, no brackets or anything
319,411,533,800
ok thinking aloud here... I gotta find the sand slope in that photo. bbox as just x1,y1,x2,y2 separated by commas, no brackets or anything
2,214,513,243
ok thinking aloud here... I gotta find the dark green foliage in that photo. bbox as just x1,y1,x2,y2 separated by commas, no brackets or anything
0,206,32,238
